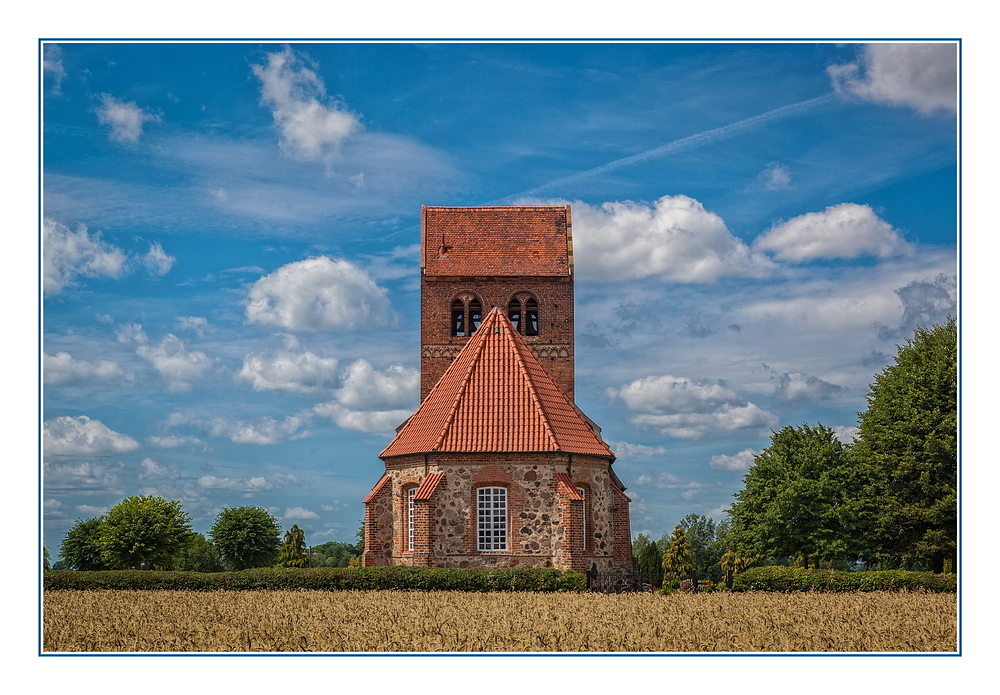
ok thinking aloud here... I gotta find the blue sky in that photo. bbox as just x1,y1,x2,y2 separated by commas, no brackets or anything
41,41,957,554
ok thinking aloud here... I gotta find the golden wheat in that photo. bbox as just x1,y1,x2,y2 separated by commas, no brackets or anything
42,590,956,653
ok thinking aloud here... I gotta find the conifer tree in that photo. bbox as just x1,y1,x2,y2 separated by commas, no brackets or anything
661,525,693,583
275,524,309,568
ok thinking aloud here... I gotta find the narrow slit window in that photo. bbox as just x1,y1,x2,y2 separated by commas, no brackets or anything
524,297,539,336
577,487,587,552
469,299,482,335
477,486,507,551
407,487,416,551
451,299,465,337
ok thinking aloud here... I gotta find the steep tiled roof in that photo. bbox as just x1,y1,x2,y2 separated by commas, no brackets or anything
414,472,445,500
422,205,572,277
362,475,390,504
554,473,585,500
381,308,613,459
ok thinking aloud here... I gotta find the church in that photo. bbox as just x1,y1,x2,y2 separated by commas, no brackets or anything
361,205,633,585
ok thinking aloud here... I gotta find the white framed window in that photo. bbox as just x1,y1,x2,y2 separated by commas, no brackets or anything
477,486,507,551
407,487,417,551
577,487,587,551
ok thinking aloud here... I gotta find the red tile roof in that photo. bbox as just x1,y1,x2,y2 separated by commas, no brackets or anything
361,475,390,503
413,472,445,500
381,308,613,459
554,473,585,500
422,205,573,277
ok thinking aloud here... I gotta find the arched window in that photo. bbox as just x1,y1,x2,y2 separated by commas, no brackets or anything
507,298,521,333
477,486,507,551
524,297,539,336
451,298,466,337
508,294,539,336
469,298,482,335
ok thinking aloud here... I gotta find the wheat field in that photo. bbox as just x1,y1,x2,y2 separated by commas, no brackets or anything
43,589,956,653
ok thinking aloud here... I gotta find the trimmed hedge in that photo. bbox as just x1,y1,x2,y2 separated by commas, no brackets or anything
43,566,587,593
731,566,956,592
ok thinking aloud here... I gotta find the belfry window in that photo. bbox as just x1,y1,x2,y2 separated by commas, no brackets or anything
469,299,482,334
508,295,539,336
451,299,466,337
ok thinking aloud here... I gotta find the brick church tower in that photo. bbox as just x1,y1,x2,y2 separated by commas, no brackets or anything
362,206,633,586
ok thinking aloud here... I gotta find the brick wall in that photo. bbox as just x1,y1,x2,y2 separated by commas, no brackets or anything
420,275,574,400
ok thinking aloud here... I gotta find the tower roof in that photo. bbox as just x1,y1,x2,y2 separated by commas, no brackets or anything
381,308,612,459
421,205,573,277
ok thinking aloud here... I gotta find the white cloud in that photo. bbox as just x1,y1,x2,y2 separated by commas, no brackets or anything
44,218,128,295
96,93,161,143
142,242,175,276
334,359,418,409
136,334,212,392
756,161,792,191
251,46,361,164
545,195,774,282
176,316,208,336
608,374,778,439
145,434,205,449
284,507,320,520
43,415,139,458
754,203,910,262
832,425,860,444
772,372,846,401
168,412,311,445
43,44,66,93
828,43,957,116
245,256,394,332
115,322,149,345
237,344,339,393
138,457,181,481
709,448,758,471
606,441,669,461
44,352,124,386
313,402,411,436
44,460,124,493
76,504,110,516
44,499,66,518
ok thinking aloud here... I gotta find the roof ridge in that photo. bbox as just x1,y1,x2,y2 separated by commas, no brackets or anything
432,311,492,451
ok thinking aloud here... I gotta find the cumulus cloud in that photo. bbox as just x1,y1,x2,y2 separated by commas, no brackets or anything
76,504,110,516
44,460,125,493
138,457,181,481
168,412,311,445
334,360,418,409
755,161,792,191
828,43,957,116
237,341,339,393
313,402,411,436
251,46,361,164
709,448,759,471
145,434,205,449
552,195,774,282
876,273,956,341
608,374,778,439
832,425,860,444
284,507,320,520
44,498,66,518
136,334,212,392
772,372,846,401
44,352,124,386
44,218,128,295
246,256,394,332
142,242,175,276
605,441,669,460
753,203,910,262
198,473,297,495
96,93,161,143
176,316,208,336
115,322,149,345
43,415,139,458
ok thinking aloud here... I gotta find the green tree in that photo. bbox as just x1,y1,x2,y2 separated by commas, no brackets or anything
98,495,192,569
661,525,693,583
43,546,51,571
855,319,957,572
677,513,724,582
309,540,362,568
210,506,281,570
59,517,107,570
634,534,663,585
172,532,226,572
275,524,309,568
727,424,862,569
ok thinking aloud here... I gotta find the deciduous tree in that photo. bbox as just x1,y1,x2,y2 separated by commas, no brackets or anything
210,506,281,570
59,517,107,570
98,495,192,570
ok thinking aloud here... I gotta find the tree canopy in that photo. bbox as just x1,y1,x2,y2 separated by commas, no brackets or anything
210,506,281,570
276,524,309,568
97,495,192,570
59,516,107,571
660,525,693,582
855,318,957,571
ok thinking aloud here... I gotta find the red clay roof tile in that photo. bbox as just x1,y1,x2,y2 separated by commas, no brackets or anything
381,308,613,459
413,472,445,500
422,205,573,277
361,475,391,503
554,473,585,500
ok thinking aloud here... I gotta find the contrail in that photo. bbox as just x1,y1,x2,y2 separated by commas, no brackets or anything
490,92,836,204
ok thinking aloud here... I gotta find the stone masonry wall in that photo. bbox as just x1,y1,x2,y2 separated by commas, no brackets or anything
365,453,632,578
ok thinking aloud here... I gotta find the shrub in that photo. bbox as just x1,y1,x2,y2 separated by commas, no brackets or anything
43,566,587,593
731,566,956,592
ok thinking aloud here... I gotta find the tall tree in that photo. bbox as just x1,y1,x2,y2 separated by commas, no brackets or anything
210,506,281,570
98,496,192,570
727,424,862,569
59,517,107,570
276,524,309,568
661,525,693,583
172,532,226,572
633,534,663,585
855,319,957,572
677,513,724,581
